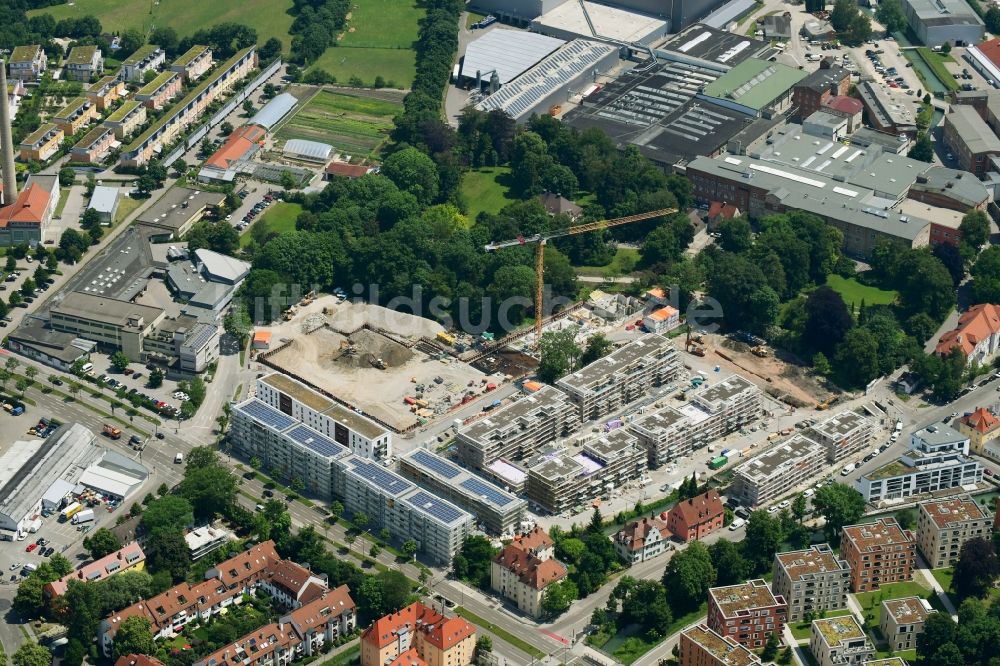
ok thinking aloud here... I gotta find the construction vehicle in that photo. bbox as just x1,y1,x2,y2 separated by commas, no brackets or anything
484,207,678,345
689,346,706,357
102,424,122,439
751,345,769,357
437,331,457,346
370,357,387,370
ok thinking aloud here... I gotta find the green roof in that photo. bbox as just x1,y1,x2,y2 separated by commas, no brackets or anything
22,123,60,145
54,97,90,119
136,71,178,96
9,45,41,63
124,46,254,153
172,45,210,67
88,75,119,93
67,45,98,65
702,58,807,112
121,44,160,66
867,459,916,481
74,124,112,149
106,100,143,123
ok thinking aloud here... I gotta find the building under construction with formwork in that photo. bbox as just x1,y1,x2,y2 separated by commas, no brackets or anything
556,335,681,422
524,429,648,514
803,410,876,463
630,374,762,468
455,385,577,471
397,449,527,535
731,434,827,507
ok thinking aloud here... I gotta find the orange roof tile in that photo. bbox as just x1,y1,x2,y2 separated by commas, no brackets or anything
362,602,475,651
253,330,272,343
615,516,671,551
977,38,1000,70
115,655,167,666
935,304,1000,357
0,183,49,226
388,648,427,666
205,124,265,170
669,489,724,527
648,306,679,322
960,407,1000,434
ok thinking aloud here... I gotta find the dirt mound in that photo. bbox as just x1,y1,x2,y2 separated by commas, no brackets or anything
333,328,414,369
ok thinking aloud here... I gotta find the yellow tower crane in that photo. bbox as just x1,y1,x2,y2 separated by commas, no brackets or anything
484,207,677,345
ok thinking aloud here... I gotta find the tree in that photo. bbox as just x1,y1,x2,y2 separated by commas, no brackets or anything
260,37,283,61
279,170,297,191
58,166,75,187
813,352,832,377
834,328,881,388
172,158,187,176
148,367,164,388
813,484,866,543
141,495,194,537
805,286,854,355
353,511,369,531
177,465,237,521
382,147,439,205
144,529,190,581
541,578,578,617
663,541,716,612
716,216,753,253
224,302,253,345
113,616,156,660
876,0,908,32
846,11,872,44
580,333,614,366
135,174,159,196
941,41,952,55
477,636,493,654
709,540,749,586
110,351,129,372
831,0,858,31
909,132,934,162
242,99,255,115
12,643,51,666
894,507,916,530
987,5,1000,33
953,537,1000,599
742,510,784,572
761,634,780,662
220,121,234,135
119,29,145,58
792,494,808,523
538,327,582,383
402,539,418,559
83,527,121,559
960,209,990,254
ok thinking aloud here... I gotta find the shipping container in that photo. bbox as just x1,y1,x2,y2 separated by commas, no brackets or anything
708,456,728,470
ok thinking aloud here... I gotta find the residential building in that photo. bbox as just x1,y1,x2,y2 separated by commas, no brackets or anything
135,71,182,110
456,385,576,470
643,306,680,333
50,292,166,361
706,580,787,649
943,105,1000,178
185,525,234,561
612,516,672,564
679,624,761,666
19,123,63,162
916,494,992,568
841,518,916,592
856,424,982,503
193,588,357,666
772,544,851,622
333,454,474,565
666,489,725,543
44,542,145,597
71,125,116,164
524,429,648,514
170,45,213,81
121,45,165,82
258,559,329,609
880,597,932,652
731,434,826,506
53,97,97,136
538,192,583,219
121,47,255,167
87,76,126,110
556,334,680,422
491,528,567,618
360,602,476,666
935,303,1000,365
805,410,875,463
103,101,147,140
899,0,984,46
810,615,874,666
630,374,761,468
397,448,526,535
254,373,392,461
116,656,165,666
956,406,1000,458
8,45,47,80
65,45,103,82
792,59,851,120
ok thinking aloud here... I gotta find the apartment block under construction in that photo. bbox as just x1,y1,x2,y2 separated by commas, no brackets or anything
455,385,577,470
630,374,762,467
524,429,648,514
556,335,681,422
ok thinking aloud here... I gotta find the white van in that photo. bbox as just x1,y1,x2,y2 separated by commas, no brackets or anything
841,463,857,476
174,453,183,464
80,362,94,374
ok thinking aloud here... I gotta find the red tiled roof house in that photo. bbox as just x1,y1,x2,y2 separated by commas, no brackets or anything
666,489,725,542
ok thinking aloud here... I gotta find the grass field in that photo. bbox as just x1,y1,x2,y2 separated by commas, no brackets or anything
276,89,400,156
241,202,301,247
308,48,416,88
575,248,640,277
789,609,852,641
915,47,960,92
855,581,933,627
28,0,294,53
824,275,898,311
461,167,516,219
113,194,143,226
454,607,545,659
932,568,954,594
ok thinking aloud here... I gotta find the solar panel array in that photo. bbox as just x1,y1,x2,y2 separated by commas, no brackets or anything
237,399,296,431
405,490,468,524
476,40,618,120
410,449,461,479
286,424,342,458
460,476,516,507
349,460,413,496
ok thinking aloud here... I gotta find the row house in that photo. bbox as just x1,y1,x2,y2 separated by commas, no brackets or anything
53,97,97,136
8,45,47,81
103,101,147,140
19,123,63,162
70,125,117,164
86,76,126,111
121,45,165,83
170,45,213,81
135,71,182,110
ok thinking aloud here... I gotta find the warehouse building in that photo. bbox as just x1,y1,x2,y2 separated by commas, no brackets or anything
0,424,103,539
136,187,225,241
6,324,94,372
456,385,576,470
629,373,761,467
530,1,668,44
398,448,526,534
732,434,826,506
87,186,120,224
700,58,806,117
474,39,618,122
772,544,851,622
249,93,298,130
255,373,392,461
899,0,983,47
524,429,648,514
333,454,474,565
556,334,680,421
471,0,731,31
50,292,166,361
460,29,565,87
857,81,917,136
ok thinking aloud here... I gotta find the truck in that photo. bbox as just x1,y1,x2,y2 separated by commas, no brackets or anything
10,405,23,416
103,424,122,439
709,455,728,470
71,509,95,525
59,502,82,521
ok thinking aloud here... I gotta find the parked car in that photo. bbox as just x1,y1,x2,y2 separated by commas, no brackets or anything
729,517,746,531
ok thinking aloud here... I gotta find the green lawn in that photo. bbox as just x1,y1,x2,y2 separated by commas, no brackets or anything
275,89,400,156
915,48,960,92
824,275,898,311
854,580,934,631
113,194,143,226
931,568,954,595
453,607,545,659
575,248,640,277
308,48,416,89
53,187,71,219
241,202,302,247
29,0,295,54
598,605,708,665
789,609,853,642
461,167,516,219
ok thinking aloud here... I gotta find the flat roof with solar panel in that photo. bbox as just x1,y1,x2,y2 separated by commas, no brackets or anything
235,399,297,432
403,490,469,526
285,424,341,458
409,449,461,479
343,458,414,498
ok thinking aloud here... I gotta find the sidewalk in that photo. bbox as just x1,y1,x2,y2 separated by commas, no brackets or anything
914,554,959,620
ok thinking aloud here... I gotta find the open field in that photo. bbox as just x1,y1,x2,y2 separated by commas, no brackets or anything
28,0,294,52
308,47,416,89
824,275,898,311
854,580,933,629
575,248,640,277
113,194,143,226
241,202,301,248
461,168,516,219
275,88,400,157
